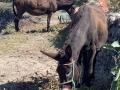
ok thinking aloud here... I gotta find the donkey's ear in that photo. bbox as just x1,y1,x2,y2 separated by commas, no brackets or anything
40,50,61,61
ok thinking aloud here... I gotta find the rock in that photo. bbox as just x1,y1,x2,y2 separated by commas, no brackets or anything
93,48,117,90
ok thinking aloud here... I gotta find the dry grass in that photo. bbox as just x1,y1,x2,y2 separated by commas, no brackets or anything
0,33,27,53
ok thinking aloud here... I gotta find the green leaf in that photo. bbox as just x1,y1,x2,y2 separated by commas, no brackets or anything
111,41,120,48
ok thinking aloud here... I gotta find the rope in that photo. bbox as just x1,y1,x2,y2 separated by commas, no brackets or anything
59,60,76,90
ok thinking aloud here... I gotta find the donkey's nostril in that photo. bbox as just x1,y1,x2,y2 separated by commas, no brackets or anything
62,85,72,90
62,87,72,90
62,88,71,90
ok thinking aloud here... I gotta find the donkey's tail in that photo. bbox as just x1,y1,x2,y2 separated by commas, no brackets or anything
12,0,17,16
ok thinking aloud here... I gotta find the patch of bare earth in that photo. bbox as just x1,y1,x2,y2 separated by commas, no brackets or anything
19,12,60,32
0,4,66,89
0,32,59,90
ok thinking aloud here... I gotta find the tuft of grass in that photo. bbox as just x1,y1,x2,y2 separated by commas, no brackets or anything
0,32,28,53
2,23,15,34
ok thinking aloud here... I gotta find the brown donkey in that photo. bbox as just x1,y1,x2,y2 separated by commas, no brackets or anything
41,4,108,90
13,0,75,32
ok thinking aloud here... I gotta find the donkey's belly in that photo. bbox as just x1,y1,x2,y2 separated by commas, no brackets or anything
26,8,48,16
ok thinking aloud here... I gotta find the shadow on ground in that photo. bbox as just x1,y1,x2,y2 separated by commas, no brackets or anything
49,24,70,48
0,8,14,32
0,76,58,90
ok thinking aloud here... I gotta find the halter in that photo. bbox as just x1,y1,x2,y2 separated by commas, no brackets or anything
59,60,76,90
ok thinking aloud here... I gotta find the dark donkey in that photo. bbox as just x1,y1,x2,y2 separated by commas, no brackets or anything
41,4,108,90
13,0,75,32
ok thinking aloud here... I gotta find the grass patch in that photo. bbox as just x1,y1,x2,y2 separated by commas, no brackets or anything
2,23,15,34
0,32,28,53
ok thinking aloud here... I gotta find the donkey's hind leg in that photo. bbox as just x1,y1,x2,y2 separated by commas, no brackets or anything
14,8,25,32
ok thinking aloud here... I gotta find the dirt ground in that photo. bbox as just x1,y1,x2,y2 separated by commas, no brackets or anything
0,2,69,90
0,33,57,82
0,33,59,90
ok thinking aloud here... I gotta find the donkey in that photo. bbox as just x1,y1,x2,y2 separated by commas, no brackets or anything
12,0,75,32
41,4,108,90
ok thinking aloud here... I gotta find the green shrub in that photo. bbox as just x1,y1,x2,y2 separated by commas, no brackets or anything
111,65,120,90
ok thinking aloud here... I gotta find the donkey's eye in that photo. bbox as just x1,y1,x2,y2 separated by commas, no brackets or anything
66,71,70,75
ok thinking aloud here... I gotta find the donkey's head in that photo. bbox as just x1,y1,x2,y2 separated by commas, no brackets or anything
41,46,82,90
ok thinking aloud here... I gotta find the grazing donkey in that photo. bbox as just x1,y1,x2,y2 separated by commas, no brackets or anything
41,4,108,90
12,0,75,32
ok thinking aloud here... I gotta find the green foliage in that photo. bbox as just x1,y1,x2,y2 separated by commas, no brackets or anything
111,57,120,90
109,0,120,12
